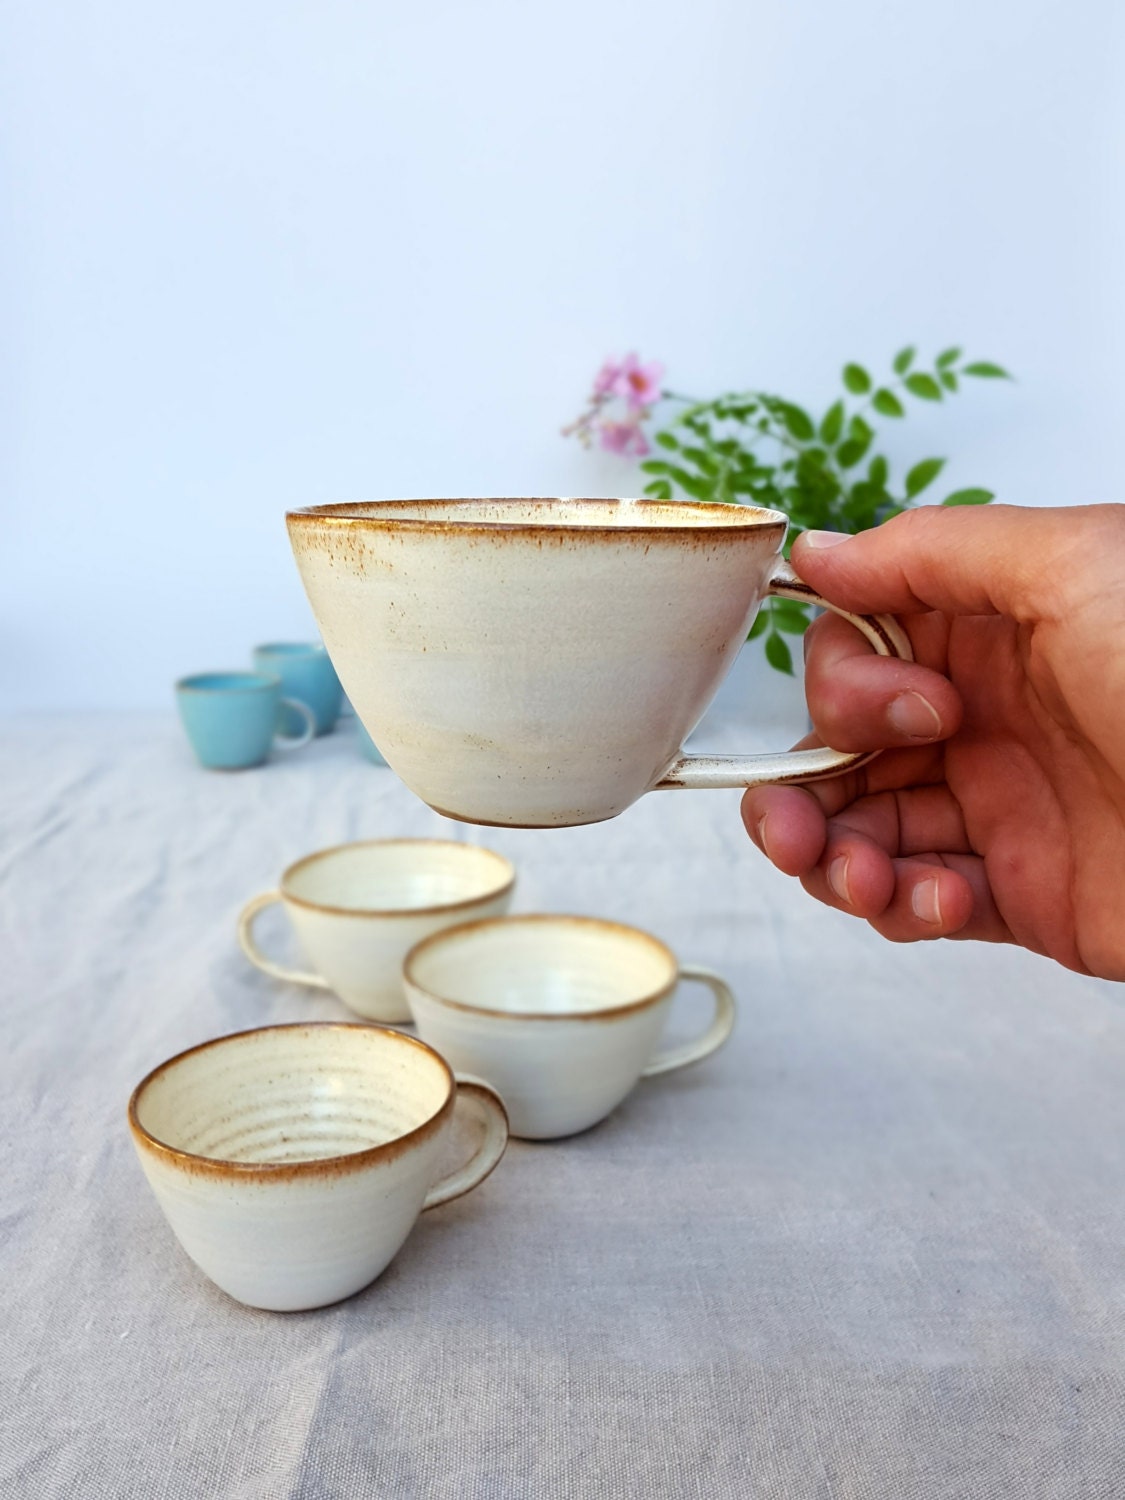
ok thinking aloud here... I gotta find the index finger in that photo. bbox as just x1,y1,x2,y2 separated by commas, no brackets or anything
791,503,1115,622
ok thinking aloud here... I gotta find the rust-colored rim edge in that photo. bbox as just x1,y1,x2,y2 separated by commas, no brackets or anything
127,1022,455,1181
279,838,517,919
403,913,680,1022
286,497,789,537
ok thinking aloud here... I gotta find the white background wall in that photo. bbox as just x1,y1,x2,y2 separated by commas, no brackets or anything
2,0,1121,710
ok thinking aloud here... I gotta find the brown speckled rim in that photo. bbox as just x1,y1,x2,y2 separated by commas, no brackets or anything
127,1022,456,1181
279,838,516,919
403,914,680,1022
286,497,789,537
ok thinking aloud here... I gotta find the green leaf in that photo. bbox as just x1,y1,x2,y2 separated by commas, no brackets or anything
747,610,770,640
836,413,874,470
905,373,942,401
843,363,871,395
836,439,865,469
843,481,884,529
872,388,905,418
781,403,815,441
942,488,995,506
772,600,812,635
639,460,672,476
905,457,945,498
868,455,889,487
936,347,962,369
940,370,959,393
654,432,679,451
963,361,1011,379
642,480,673,499
681,446,719,476
893,346,916,376
765,631,794,675
819,399,845,445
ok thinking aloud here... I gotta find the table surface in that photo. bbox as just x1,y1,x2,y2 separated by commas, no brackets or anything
4,699,1125,1500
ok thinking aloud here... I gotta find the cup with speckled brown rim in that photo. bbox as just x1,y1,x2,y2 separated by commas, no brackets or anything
128,1023,508,1311
285,498,912,828
237,839,516,1023
403,915,737,1140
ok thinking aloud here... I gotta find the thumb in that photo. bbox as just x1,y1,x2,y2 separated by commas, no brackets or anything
789,503,1103,620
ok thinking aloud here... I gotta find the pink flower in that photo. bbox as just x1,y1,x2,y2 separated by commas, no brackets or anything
598,419,650,457
614,352,664,412
590,352,665,410
592,357,623,396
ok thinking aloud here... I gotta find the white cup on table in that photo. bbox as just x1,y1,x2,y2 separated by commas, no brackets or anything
237,839,516,1023
128,1023,509,1311
404,915,737,1140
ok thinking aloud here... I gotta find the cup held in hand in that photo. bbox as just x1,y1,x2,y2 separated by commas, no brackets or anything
286,498,910,827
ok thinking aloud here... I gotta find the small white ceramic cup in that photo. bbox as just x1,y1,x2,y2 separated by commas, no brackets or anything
403,915,736,1140
128,1023,509,1311
237,839,516,1023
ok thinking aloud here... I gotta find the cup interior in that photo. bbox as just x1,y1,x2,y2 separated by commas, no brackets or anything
177,672,279,694
130,1025,452,1168
281,839,515,915
292,498,786,530
254,642,327,660
406,916,678,1018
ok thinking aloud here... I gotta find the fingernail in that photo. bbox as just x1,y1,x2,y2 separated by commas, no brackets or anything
911,876,943,925
888,690,943,740
756,814,772,859
801,530,851,549
828,855,851,905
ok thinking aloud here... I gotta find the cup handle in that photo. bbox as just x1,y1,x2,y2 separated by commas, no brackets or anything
422,1077,509,1211
642,965,736,1078
237,890,331,989
655,557,914,790
274,698,316,751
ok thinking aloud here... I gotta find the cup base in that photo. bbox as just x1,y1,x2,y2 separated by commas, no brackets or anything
195,758,268,771
423,800,618,831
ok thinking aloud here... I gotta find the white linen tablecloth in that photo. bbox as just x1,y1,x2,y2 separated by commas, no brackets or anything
3,704,1124,1499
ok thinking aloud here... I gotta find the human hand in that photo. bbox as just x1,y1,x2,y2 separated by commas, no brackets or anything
742,504,1125,979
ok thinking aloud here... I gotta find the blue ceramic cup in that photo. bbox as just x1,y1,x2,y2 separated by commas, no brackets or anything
356,720,387,765
175,673,316,770
252,643,345,736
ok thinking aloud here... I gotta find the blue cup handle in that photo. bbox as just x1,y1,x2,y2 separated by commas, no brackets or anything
274,698,316,751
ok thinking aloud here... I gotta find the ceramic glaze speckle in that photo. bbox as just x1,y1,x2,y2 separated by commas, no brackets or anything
128,1024,508,1311
403,916,737,1140
286,498,911,827
237,840,515,1022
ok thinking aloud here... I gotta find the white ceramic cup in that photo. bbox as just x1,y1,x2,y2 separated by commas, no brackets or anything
128,1023,509,1311
286,498,913,828
237,839,516,1023
403,915,736,1140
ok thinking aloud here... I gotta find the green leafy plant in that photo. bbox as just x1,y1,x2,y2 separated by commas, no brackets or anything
565,348,1011,673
